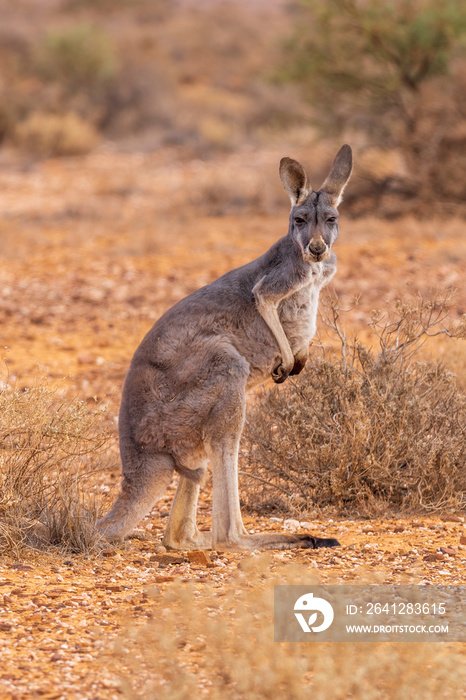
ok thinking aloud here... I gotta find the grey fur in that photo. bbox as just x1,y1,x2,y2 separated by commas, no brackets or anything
98,145,353,551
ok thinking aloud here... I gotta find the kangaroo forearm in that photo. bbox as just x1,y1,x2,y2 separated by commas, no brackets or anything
255,300,294,370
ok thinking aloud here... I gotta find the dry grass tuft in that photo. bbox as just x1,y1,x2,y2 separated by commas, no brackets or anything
113,557,466,699
13,111,99,157
241,292,466,518
0,377,111,553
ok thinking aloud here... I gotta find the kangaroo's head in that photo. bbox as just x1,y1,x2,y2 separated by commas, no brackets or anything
280,145,353,263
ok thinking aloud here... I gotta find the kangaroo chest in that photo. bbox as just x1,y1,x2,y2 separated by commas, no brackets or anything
278,267,328,349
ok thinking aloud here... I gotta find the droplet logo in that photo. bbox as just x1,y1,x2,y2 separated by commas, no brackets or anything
294,592,334,633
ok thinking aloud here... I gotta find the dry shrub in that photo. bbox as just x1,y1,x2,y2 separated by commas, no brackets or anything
240,293,466,517
14,111,99,156
113,558,465,699
0,379,111,553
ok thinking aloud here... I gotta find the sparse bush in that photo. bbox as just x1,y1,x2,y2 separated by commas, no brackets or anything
240,292,466,517
13,111,99,156
0,380,111,553
31,24,120,136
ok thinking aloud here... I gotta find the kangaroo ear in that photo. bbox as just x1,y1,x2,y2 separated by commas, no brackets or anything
279,157,311,206
320,144,353,207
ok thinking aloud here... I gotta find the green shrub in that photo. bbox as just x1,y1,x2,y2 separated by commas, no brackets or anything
281,1,466,98
278,0,466,204
39,23,117,91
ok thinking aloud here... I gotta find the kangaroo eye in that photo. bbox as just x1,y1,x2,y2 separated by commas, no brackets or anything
294,217,306,225
327,217,337,224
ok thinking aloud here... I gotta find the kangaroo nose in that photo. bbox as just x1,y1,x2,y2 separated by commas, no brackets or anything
308,239,327,256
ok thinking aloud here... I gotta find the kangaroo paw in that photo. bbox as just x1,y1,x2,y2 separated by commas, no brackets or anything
272,363,290,384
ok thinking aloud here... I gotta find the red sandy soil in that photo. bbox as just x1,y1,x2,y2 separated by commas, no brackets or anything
0,149,465,698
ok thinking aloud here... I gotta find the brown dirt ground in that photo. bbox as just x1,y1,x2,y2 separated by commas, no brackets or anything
0,149,465,698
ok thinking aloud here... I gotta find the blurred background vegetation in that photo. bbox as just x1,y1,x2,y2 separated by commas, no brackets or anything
1,0,466,215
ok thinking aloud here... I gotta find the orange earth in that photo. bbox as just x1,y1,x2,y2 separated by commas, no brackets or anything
0,149,465,698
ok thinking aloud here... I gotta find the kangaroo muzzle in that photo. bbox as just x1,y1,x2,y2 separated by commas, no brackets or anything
308,238,329,261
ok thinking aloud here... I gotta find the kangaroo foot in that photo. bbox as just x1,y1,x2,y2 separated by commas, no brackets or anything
163,529,212,551
213,532,340,552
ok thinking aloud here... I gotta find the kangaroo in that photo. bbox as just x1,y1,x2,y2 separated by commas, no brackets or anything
98,145,353,551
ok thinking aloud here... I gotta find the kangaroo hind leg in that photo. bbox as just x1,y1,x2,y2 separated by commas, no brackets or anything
207,383,340,551
162,469,212,551
97,445,174,541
